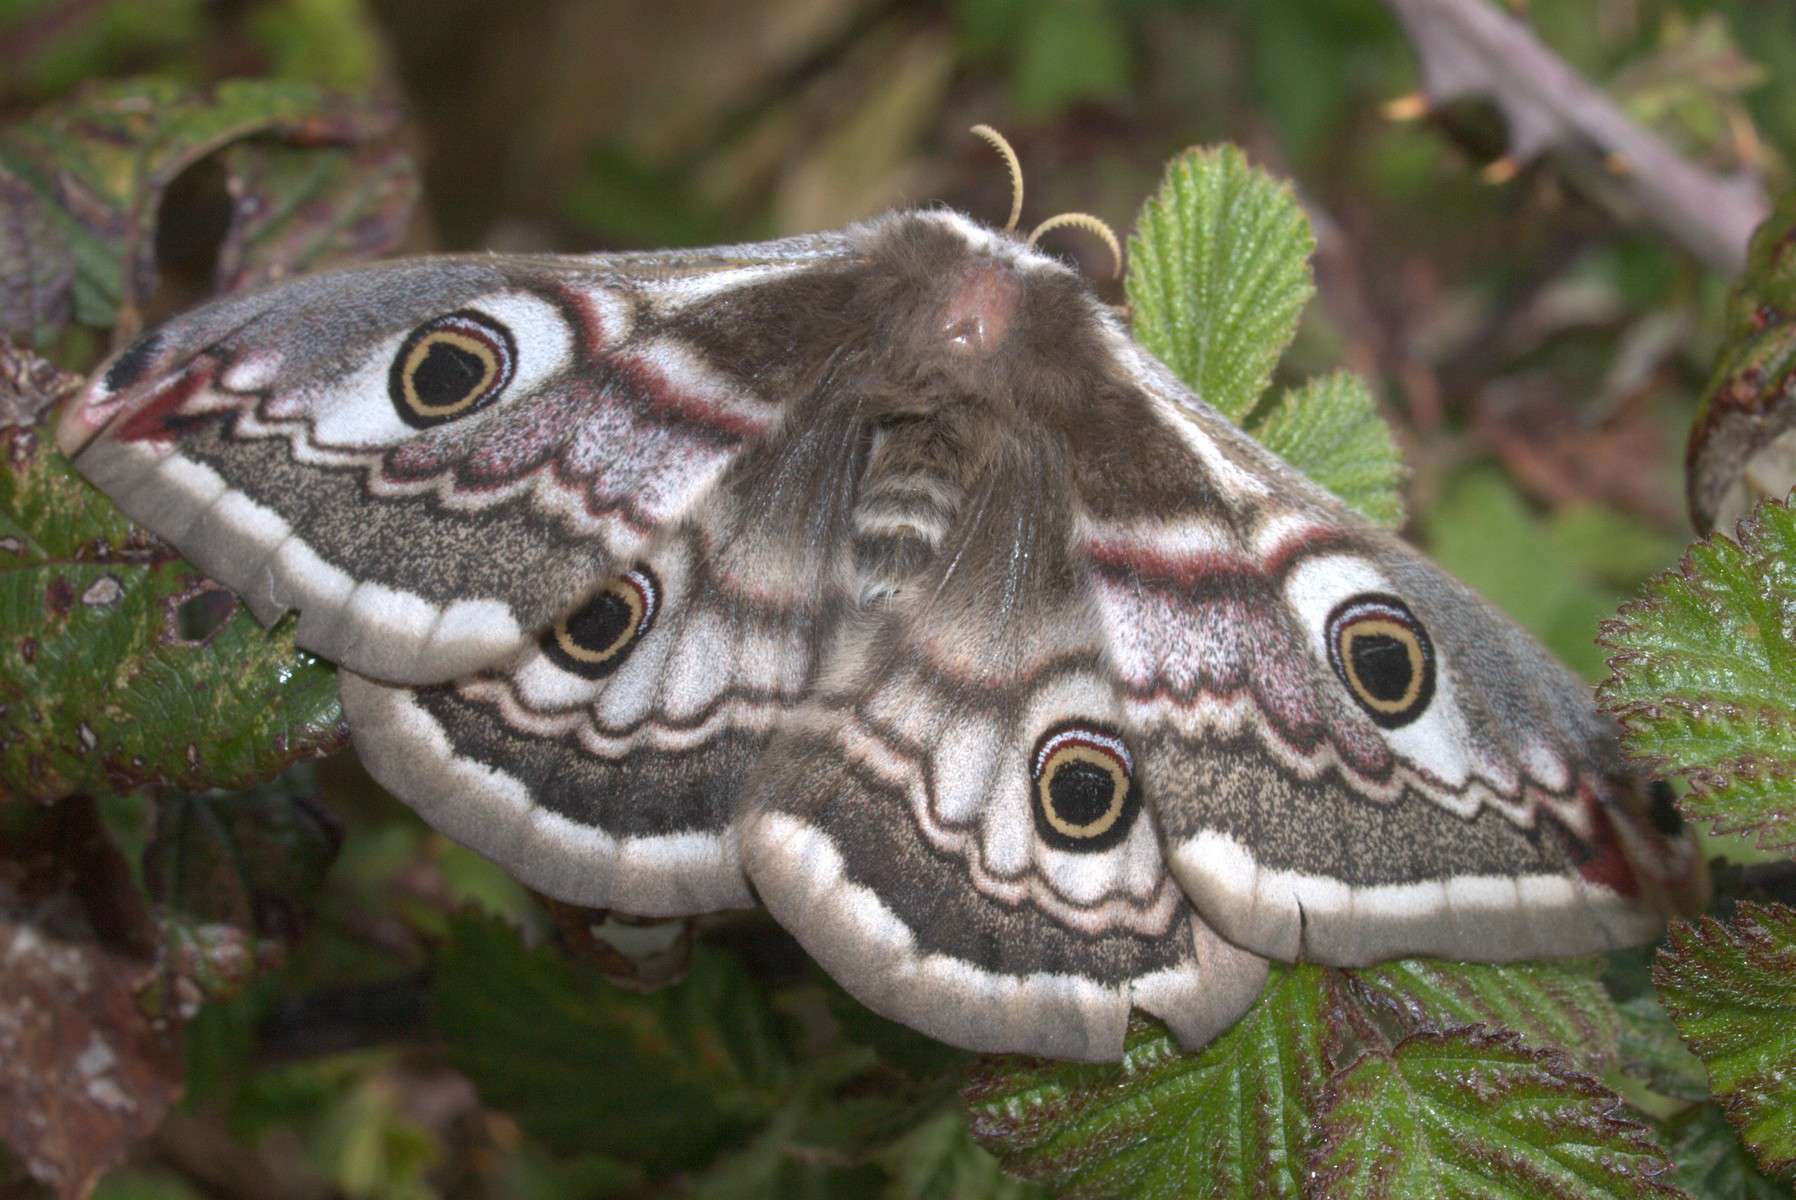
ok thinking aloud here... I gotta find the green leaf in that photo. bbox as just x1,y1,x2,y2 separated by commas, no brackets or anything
0,1,205,109
1010,2,1131,116
436,914,1006,1196
965,956,1642,1198
432,909,792,1174
1615,993,1712,1105
91,1168,205,1200
1309,1030,1679,1199
1545,505,1684,593
210,135,417,296
1247,371,1405,527
1664,1103,1790,1200
246,0,387,92
951,0,1130,115
1427,466,1628,678
1607,940,1711,1104
1598,496,1796,852
963,965,1335,1199
310,1074,442,1200
1654,904,1796,1179
1347,958,1620,1077
876,1109,1043,1200
0,374,346,800
0,77,410,345
142,768,342,940
1127,144,1315,422
0,168,72,341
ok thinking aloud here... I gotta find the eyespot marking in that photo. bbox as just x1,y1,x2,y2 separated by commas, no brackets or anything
1326,593,1435,728
541,565,659,679
388,310,517,428
1029,722,1139,852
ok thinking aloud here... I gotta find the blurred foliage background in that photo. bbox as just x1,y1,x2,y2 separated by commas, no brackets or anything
3,0,1794,1196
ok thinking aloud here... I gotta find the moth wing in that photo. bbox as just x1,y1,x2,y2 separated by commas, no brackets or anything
740,440,1268,1060
58,236,858,684
340,353,866,912
1084,336,1706,967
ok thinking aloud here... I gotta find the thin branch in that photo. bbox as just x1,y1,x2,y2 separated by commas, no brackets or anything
1383,0,1768,273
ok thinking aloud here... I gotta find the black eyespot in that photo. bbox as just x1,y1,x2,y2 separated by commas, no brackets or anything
104,329,163,392
541,565,659,679
1030,722,1140,853
1326,593,1436,728
1646,779,1685,836
388,310,516,428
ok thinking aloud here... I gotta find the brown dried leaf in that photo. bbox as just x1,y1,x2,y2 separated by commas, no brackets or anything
0,337,78,429
0,799,177,1199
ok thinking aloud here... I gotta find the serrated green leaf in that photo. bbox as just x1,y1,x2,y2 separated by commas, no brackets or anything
963,965,1335,1199
1615,993,1712,1104
1348,958,1620,1077
1598,496,1796,852
1247,371,1405,526
0,167,72,341
1654,904,1796,1179
432,909,792,1174
0,77,409,344
1,388,346,801
1127,144,1315,422
1664,1103,1790,1200
1309,1030,1679,1200
1607,941,1712,1104
210,136,417,296
964,956,1643,1199
143,768,342,941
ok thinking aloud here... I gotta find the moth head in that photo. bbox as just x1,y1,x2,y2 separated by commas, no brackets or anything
857,211,1125,426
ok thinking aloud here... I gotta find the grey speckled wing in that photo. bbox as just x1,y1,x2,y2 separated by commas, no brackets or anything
1082,334,1707,966
58,236,859,684
740,433,1268,1061
339,352,868,915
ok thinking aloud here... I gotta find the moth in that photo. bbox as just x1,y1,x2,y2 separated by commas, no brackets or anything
57,133,1706,1061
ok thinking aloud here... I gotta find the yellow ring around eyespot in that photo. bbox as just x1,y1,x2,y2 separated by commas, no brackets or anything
402,330,500,418
1038,744,1129,839
1338,617,1425,714
552,581,643,665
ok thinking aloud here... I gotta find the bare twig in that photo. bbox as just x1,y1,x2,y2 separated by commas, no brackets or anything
1383,0,1768,273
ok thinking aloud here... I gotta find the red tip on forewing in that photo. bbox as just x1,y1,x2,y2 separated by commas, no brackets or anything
112,363,214,444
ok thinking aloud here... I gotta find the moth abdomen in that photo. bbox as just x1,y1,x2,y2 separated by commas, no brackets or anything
849,412,988,602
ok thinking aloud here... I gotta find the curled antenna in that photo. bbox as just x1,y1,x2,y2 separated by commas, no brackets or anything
968,124,1024,232
1028,212,1123,279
